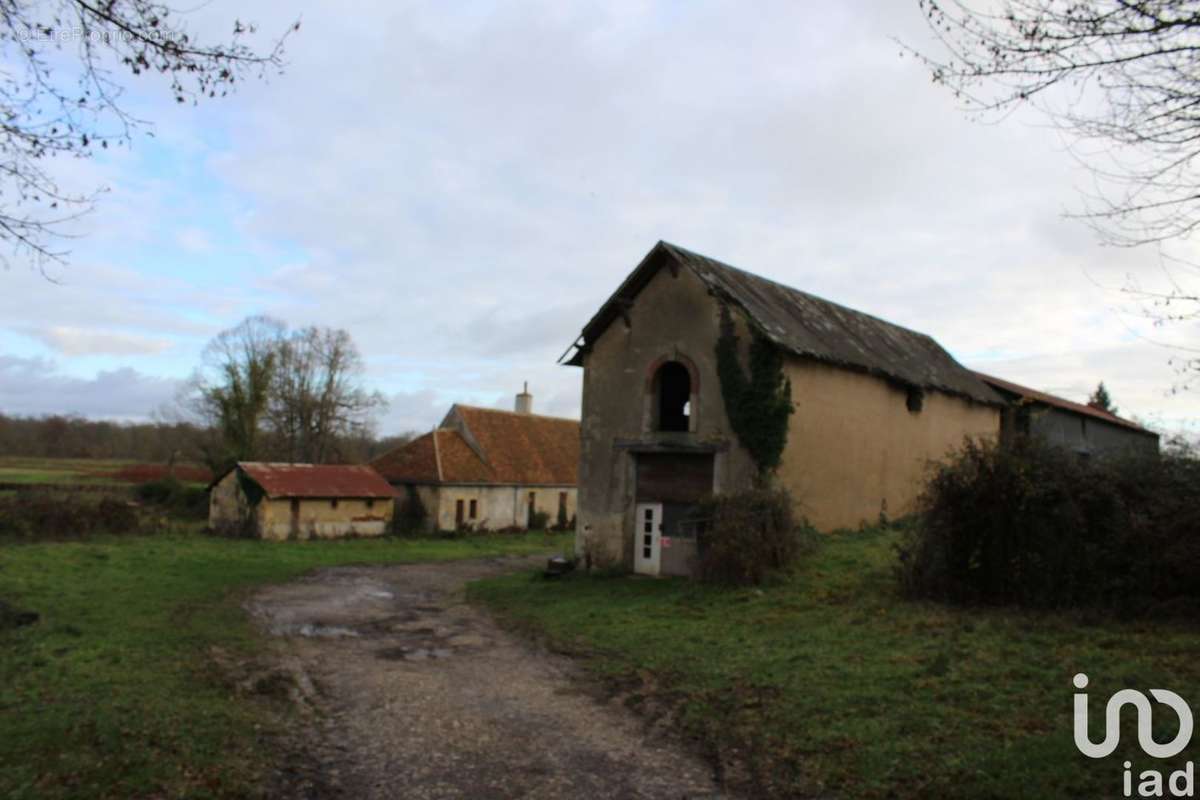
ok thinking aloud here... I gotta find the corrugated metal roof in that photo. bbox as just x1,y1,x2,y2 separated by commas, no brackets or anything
974,372,1158,436
371,408,579,486
236,463,398,499
566,241,1004,406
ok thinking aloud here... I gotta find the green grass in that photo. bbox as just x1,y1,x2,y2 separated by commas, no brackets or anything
0,529,570,799
0,457,133,486
470,527,1200,799
0,457,208,487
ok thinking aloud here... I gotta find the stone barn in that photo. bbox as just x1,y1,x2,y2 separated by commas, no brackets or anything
372,389,579,533
563,241,1006,576
208,462,396,540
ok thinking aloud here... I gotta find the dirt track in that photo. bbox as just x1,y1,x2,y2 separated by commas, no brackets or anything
246,555,727,799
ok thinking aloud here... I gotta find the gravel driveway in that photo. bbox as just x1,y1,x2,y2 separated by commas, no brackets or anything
246,555,727,799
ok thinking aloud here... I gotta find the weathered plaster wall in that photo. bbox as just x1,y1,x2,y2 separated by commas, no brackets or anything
576,266,756,568
428,485,577,532
255,496,392,541
779,360,1000,530
208,470,254,534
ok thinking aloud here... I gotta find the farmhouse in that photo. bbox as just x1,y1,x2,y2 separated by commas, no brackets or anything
977,372,1159,457
208,462,396,540
563,241,1005,575
372,389,579,532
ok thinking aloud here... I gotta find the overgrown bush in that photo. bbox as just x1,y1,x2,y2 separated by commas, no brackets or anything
0,491,142,541
898,436,1200,612
134,478,208,519
696,487,812,586
529,510,551,531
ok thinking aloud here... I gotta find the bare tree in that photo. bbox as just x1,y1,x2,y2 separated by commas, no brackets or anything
185,315,284,472
908,0,1200,385
909,1,1200,245
269,326,387,464
0,1,297,271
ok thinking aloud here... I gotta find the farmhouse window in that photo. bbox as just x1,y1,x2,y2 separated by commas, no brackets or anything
366,499,374,510
469,499,477,519
558,492,567,517
653,361,691,432
456,499,465,525
331,498,339,509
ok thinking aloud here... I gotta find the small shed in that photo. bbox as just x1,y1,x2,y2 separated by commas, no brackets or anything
976,372,1159,457
208,462,397,540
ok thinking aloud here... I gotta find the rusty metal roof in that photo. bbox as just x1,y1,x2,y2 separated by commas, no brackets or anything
974,372,1158,436
235,462,398,499
565,241,1004,406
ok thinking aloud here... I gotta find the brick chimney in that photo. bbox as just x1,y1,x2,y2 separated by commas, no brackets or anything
515,382,533,415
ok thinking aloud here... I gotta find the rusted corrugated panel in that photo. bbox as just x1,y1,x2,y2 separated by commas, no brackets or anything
238,463,398,499
567,241,1004,406
975,372,1157,435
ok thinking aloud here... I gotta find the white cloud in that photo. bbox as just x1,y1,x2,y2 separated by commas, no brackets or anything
0,356,182,421
28,326,174,356
0,0,1195,439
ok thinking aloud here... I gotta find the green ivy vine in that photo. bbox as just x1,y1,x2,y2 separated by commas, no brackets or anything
715,303,794,478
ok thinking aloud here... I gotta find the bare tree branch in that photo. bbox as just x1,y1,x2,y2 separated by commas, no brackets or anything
0,1,298,271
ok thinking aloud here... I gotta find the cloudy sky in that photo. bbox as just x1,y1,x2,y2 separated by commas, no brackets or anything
0,0,1196,437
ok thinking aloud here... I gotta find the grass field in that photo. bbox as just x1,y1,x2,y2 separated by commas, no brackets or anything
470,527,1200,799
0,529,571,799
0,457,211,487
0,457,131,485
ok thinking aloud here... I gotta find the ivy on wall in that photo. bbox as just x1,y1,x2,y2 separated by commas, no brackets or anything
715,303,794,478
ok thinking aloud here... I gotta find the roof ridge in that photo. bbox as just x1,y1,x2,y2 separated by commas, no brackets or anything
973,371,1153,433
660,240,940,345
450,403,580,423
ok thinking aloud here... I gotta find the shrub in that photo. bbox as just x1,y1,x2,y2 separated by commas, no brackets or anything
529,510,551,531
696,487,810,585
898,436,1200,612
0,490,143,541
134,478,208,520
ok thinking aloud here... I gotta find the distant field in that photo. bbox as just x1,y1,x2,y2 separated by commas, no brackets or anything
0,457,211,487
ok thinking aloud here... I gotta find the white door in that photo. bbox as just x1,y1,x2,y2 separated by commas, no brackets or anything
633,503,663,576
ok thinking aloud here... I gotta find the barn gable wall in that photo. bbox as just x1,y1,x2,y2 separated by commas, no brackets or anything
576,265,757,568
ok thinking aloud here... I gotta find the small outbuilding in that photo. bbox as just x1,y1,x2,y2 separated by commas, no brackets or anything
372,389,579,533
976,372,1159,457
208,462,396,540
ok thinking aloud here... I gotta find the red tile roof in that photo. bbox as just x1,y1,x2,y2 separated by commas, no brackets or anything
236,463,398,499
974,373,1157,435
372,406,580,486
